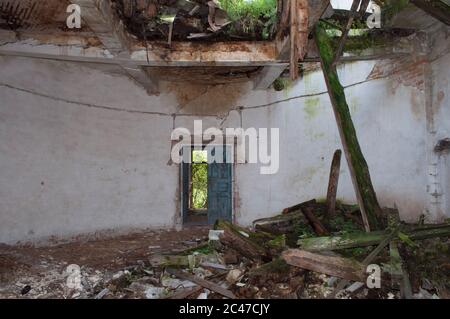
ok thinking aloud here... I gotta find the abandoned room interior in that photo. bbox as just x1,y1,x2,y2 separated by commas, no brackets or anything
0,0,449,301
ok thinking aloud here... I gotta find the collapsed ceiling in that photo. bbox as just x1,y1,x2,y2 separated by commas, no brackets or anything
114,0,280,41
0,0,448,90
0,0,70,30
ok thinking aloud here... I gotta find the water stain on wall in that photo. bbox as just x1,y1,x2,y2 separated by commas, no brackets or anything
410,91,423,120
437,90,445,108
304,97,320,120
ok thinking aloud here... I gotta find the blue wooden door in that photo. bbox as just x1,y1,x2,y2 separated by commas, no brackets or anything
207,146,232,224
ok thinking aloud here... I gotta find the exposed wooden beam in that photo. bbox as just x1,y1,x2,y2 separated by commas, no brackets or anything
332,0,361,67
410,0,450,26
253,65,288,90
70,0,158,94
70,0,133,55
0,40,281,66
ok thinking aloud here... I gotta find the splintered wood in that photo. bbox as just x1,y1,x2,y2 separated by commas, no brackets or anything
282,249,365,282
290,0,309,80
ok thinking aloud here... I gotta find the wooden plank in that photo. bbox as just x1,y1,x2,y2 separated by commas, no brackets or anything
253,211,306,235
328,225,401,298
332,0,361,67
166,268,236,299
70,0,159,94
282,199,317,214
290,0,299,80
390,241,413,299
282,249,365,281
301,206,329,236
254,65,288,90
326,149,342,217
165,286,203,299
410,0,450,26
298,223,450,251
215,220,269,261
70,0,133,55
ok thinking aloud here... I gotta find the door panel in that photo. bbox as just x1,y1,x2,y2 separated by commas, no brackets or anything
207,146,232,224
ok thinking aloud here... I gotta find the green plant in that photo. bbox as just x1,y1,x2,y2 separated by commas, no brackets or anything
218,0,278,39
191,150,208,209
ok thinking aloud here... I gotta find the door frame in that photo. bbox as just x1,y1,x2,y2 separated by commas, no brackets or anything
180,143,235,226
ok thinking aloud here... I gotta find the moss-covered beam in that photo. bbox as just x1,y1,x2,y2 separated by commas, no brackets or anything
297,223,450,251
314,22,384,231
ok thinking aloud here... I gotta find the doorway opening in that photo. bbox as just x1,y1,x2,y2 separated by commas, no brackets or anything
182,145,232,226
187,149,208,224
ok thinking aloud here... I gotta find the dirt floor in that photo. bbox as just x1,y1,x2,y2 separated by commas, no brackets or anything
0,227,209,298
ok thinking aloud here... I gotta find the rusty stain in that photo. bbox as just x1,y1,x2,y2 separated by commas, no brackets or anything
437,91,445,105
16,32,102,47
134,41,279,62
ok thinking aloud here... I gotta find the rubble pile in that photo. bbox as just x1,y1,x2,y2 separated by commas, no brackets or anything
1,201,449,299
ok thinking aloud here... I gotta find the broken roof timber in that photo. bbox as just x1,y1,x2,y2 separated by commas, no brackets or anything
69,0,158,94
254,0,331,90
0,39,280,66
70,0,133,55
0,34,417,69
410,0,450,26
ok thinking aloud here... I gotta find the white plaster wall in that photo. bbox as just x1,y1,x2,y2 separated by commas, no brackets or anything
236,61,428,225
0,54,432,243
432,52,450,218
0,57,180,243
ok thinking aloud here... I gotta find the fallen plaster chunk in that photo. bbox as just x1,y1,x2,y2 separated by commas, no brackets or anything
346,282,365,293
226,269,243,284
208,230,224,241
239,231,250,238
94,288,110,299
145,286,167,299
197,291,209,299
65,264,83,291
200,262,227,270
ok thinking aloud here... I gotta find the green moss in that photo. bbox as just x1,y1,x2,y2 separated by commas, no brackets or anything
304,98,320,120
218,0,278,39
273,77,291,92
295,222,316,239
314,22,384,230
267,234,286,249
252,258,291,274
179,243,213,255
330,216,361,234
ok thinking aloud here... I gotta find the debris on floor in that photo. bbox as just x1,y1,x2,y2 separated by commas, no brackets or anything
1,200,449,299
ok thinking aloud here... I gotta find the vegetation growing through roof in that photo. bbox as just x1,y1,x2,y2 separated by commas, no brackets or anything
217,0,278,39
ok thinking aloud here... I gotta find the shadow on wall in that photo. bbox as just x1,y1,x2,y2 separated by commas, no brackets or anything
162,81,251,116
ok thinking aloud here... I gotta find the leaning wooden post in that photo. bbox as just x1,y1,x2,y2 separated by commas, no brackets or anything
314,23,383,231
326,149,342,217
